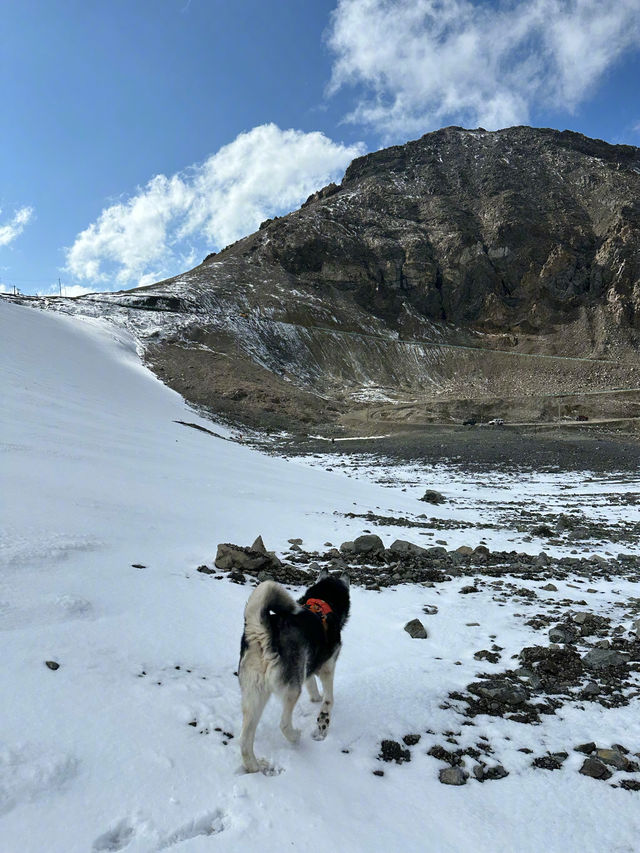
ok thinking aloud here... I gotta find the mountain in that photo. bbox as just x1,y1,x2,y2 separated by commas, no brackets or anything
23,126,640,430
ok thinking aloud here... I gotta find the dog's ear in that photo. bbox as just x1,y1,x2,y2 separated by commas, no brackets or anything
317,567,330,580
340,572,350,588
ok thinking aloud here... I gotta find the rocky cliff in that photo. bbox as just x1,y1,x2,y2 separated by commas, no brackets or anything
22,126,640,430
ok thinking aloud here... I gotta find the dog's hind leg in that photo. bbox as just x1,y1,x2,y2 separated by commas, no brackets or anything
279,686,302,744
312,653,338,741
240,686,269,773
305,675,322,703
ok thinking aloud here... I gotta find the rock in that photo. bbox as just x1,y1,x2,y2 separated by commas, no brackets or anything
533,753,568,770
620,779,640,791
45,660,60,671
339,541,355,553
439,766,467,785
460,585,479,594
472,681,527,706
404,618,428,639
288,538,303,545
215,542,278,573
402,734,421,746
473,545,491,558
632,618,640,636
579,757,612,780
250,535,268,554
541,583,558,591
420,490,446,505
483,764,509,781
549,624,577,644
379,740,411,763
574,742,596,755
474,650,500,663
596,748,633,770
455,546,474,556
422,604,438,615
352,534,384,554
535,552,550,566
388,539,428,557
582,648,629,670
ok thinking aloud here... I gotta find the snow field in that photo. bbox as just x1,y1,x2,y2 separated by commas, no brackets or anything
1,299,639,853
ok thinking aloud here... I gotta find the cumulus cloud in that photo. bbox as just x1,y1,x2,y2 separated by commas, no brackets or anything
0,206,34,247
66,124,364,288
327,0,640,136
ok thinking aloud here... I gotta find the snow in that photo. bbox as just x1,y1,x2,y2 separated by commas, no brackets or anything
2,299,640,852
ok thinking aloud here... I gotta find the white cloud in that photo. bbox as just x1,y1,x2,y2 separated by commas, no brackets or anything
327,0,640,136
66,124,364,288
0,206,34,247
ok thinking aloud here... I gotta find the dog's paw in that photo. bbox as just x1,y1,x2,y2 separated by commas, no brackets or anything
312,710,330,740
258,759,283,776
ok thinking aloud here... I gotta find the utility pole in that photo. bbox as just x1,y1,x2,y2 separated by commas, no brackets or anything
58,277,62,296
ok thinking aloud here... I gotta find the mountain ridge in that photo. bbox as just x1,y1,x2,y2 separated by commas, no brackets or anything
15,125,640,431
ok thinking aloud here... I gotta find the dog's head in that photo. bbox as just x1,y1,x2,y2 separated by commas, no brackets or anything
303,568,350,627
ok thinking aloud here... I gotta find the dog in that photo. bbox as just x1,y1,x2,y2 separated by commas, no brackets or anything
238,568,350,773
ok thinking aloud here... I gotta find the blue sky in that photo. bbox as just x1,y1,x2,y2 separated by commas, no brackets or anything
1,0,639,296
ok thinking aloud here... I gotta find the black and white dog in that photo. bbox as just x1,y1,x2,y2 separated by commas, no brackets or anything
239,569,350,773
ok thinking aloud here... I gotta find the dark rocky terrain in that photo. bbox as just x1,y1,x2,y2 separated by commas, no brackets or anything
15,125,640,433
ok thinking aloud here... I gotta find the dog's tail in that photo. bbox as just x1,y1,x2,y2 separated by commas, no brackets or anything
244,580,300,629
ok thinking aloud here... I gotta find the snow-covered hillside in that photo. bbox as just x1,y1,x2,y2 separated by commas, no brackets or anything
1,300,639,853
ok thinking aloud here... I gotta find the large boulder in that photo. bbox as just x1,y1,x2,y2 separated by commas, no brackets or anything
215,536,282,573
388,539,429,557
352,534,385,555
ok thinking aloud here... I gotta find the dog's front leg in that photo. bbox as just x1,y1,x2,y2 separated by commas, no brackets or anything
312,655,337,741
305,675,322,702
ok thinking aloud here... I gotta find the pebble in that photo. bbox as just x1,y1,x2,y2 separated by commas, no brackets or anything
439,766,468,785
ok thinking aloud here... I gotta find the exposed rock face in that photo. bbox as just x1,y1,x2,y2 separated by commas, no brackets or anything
23,126,640,430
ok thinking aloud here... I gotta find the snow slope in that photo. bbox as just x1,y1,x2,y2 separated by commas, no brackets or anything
1,300,639,853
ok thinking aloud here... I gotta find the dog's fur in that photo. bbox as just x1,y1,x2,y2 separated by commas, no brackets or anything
238,569,350,773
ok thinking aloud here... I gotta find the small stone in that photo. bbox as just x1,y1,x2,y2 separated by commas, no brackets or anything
541,583,558,592
422,604,438,615
549,624,577,644
620,779,640,791
402,734,421,746
474,650,500,663
131,563,146,569
379,740,411,763
288,538,303,545
45,660,60,671
439,766,467,785
404,618,428,639
455,546,474,556
339,541,355,553
460,585,479,594
579,757,612,780
420,490,446,504
373,769,384,777
483,764,509,780
574,742,596,755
